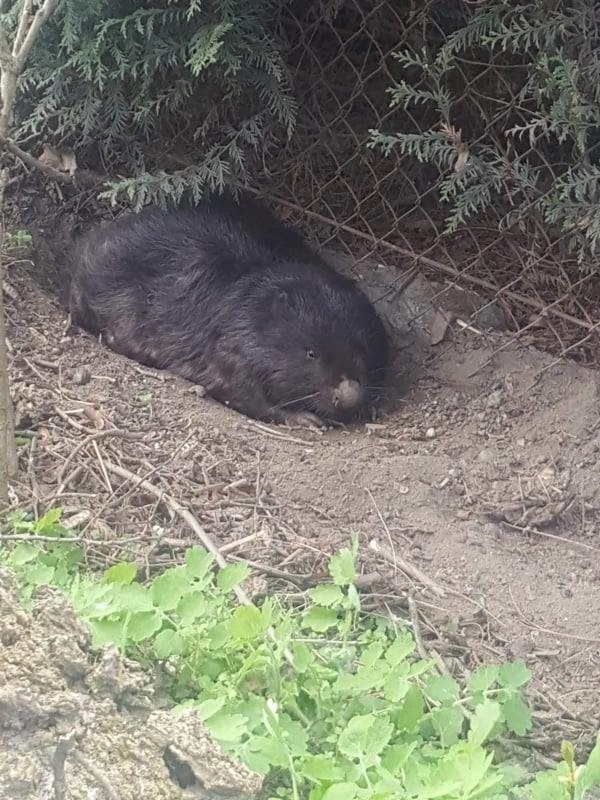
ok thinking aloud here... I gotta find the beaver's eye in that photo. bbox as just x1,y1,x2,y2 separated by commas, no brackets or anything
306,349,316,360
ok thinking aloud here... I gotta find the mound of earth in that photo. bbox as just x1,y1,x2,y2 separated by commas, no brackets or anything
0,569,261,800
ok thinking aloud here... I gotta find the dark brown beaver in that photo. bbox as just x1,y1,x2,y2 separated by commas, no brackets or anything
68,193,390,427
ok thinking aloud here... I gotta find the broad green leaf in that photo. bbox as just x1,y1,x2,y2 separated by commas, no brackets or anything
429,706,463,747
113,583,154,613
528,770,570,800
308,584,343,607
394,685,424,732
498,661,531,689
384,633,415,665
322,784,357,800
34,508,62,532
424,675,460,705
303,606,338,632
291,643,313,672
150,567,188,610
346,583,361,611
205,712,248,743
90,617,127,648
185,546,214,581
338,714,393,766
229,605,264,639
329,548,356,586
154,629,185,658
382,670,411,703
127,610,163,642
279,716,308,757
24,563,55,586
381,742,418,774
217,562,250,592
336,661,389,693
8,542,39,566
468,699,501,746
241,735,289,773
467,664,500,696
359,641,385,667
441,743,496,795
300,756,346,783
501,693,532,735
208,621,230,648
575,734,600,799
195,697,225,721
176,591,208,624
102,562,137,585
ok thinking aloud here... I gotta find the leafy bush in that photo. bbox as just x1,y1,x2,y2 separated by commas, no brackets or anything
368,0,600,263
8,0,296,208
2,507,600,799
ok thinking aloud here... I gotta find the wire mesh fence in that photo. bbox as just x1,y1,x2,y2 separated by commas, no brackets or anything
254,0,600,368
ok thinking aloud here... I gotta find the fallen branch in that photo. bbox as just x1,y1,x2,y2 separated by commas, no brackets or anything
0,134,102,186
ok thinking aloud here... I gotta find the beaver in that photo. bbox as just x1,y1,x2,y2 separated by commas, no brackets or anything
68,193,390,427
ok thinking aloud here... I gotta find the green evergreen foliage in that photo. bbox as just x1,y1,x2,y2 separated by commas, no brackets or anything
10,0,296,208
368,0,600,263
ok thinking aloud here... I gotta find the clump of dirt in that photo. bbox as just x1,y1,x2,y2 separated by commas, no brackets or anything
0,569,262,800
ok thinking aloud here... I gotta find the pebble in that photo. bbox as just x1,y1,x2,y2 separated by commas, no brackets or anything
425,427,436,439
486,389,503,408
72,365,91,385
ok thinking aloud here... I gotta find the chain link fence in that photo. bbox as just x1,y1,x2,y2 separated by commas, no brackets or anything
254,0,600,368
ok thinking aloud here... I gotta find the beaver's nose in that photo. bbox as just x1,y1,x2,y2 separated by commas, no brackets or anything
333,378,363,409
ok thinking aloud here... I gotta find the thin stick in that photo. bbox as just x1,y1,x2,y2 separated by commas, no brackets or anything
247,420,316,445
407,592,428,660
57,430,143,485
52,731,76,800
104,461,239,581
104,461,295,665
369,538,447,598
0,533,80,542
91,440,113,493
0,132,74,181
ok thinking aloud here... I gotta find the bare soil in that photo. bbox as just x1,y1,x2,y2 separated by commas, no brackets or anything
4,219,600,754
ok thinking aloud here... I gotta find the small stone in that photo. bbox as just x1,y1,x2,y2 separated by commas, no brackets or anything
425,427,436,439
186,384,206,397
516,437,526,447
72,366,91,385
486,390,503,408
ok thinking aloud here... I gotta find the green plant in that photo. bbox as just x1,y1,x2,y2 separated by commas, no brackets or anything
5,228,32,249
8,0,296,208
2,508,83,602
2,509,600,800
368,0,600,263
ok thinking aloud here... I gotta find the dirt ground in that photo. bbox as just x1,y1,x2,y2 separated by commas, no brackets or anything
4,214,600,754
